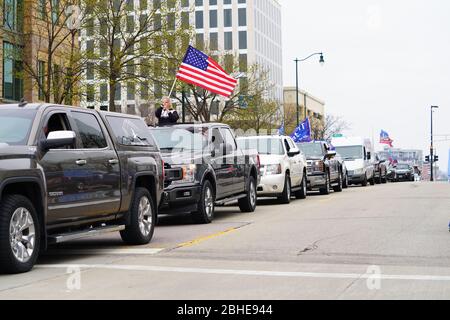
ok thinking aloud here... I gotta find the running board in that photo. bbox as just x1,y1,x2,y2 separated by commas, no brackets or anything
48,225,126,244
215,194,247,205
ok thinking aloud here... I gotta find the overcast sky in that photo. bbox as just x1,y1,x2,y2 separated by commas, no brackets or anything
281,0,450,174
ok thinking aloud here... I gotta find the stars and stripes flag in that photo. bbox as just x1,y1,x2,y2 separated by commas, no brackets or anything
176,46,238,98
380,130,394,147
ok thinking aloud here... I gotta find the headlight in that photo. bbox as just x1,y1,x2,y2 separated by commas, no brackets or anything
354,168,364,174
264,164,282,176
311,160,325,172
175,164,197,183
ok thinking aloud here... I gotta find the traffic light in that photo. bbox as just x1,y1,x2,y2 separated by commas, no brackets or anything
425,156,430,162
434,155,439,162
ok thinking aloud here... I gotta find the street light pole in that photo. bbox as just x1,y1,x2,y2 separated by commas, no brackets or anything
294,52,324,127
295,59,300,127
430,106,439,182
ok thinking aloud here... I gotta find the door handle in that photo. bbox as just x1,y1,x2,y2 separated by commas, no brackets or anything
108,159,119,165
76,160,87,166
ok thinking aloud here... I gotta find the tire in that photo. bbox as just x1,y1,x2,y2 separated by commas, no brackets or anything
319,172,331,195
333,170,343,192
192,180,215,224
279,175,291,204
370,173,376,186
342,172,349,189
361,173,368,187
294,173,307,199
376,171,382,184
121,188,156,245
0,195,40,274
238,176,257,213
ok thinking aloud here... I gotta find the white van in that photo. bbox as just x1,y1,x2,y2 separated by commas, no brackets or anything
331,136,375,186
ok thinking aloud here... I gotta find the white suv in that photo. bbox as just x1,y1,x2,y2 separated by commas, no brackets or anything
237,136,307,204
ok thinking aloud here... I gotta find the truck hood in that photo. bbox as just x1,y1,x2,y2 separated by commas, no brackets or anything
0,145,36,160
160,150,207,166
259,154,284,165
344,159,365,171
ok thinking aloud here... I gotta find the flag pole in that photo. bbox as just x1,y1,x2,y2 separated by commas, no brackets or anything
168,78,177,98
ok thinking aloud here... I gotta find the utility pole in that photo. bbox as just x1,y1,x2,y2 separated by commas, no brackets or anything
430,106,439,182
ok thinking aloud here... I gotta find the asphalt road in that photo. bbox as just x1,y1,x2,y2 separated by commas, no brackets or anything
0,182,449,300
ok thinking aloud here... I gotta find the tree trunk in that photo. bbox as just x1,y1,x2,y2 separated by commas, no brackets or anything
109,78,116,113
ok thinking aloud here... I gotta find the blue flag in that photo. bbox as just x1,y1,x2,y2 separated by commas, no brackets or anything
290,118,311,143
277,121,285,136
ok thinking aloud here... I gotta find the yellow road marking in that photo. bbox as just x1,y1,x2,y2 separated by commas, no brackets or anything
177,228,238,248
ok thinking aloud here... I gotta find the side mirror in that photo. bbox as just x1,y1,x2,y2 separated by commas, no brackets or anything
367,152,371,160
41,131,76,151
326,150,337,159
288,150,300,157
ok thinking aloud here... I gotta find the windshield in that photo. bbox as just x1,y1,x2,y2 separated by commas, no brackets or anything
396,164,410,170
238,138,284,155
298,143,323,157
335,146,364,160
0,109,36,146
151,127,208,152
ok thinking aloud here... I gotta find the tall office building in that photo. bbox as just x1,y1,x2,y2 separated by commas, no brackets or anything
192,0,283,103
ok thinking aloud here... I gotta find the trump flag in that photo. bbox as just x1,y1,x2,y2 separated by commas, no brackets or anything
291,118,312,143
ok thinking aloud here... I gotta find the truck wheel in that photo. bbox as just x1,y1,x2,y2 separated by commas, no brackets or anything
279,175,291,204
319,173,331,195
121,188,156,245
192,180,215,224
294,173,307,199
0,195,40,274
370,173,376,186
238,176,257,213
361,174,368,187
333,171,343,192
342,172,349,189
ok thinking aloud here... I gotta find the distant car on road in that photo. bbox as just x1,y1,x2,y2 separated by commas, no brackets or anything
373,153,388,184
331,136,375,187
388,163,415,182
237,136,307,204
297,141,346,194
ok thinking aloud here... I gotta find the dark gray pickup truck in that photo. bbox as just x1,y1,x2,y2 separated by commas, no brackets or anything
0,103,165,274
150,124,260,224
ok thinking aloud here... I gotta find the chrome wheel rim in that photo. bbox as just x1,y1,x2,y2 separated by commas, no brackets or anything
249,181,256,207
138,196,153,237
9,208,35,263
204,186,214,218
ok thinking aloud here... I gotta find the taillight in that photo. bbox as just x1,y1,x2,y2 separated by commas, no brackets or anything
256,154,261,170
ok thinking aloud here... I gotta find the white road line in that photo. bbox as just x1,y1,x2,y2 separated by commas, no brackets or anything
35,264,450,282
44,249,165,256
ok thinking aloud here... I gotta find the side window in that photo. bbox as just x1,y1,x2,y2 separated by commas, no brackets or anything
220,128,237,151
106,116,155,146
211,128,224,148
72,112,108,149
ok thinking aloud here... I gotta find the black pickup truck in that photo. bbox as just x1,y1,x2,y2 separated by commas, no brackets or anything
150,123,260,224
0,103,165,274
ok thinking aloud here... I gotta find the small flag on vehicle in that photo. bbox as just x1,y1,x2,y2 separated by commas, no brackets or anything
291,118,312,143
176,46,238,98
380,130,394,147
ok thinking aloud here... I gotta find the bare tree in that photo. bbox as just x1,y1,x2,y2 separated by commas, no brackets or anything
311,114,350,141
83,0,192,112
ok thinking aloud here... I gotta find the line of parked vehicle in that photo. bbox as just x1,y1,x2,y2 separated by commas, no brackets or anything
0,103,409,274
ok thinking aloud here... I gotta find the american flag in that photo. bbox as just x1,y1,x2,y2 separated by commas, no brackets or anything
176,46,238,98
